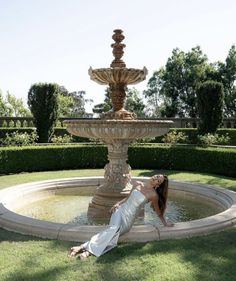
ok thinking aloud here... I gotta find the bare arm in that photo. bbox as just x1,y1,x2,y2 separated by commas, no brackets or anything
151,197,174,227
110,184,136,213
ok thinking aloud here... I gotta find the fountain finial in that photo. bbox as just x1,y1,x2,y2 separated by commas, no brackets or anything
110,29,126,68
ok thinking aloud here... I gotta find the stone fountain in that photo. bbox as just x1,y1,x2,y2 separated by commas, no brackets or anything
64,29,173,219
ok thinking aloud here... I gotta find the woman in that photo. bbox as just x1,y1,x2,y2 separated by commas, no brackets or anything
69,174,173,259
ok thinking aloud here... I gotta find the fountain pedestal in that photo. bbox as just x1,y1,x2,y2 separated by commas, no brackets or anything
87,140,132,218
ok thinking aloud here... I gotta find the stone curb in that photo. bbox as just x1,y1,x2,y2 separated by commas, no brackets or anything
0,177,235,242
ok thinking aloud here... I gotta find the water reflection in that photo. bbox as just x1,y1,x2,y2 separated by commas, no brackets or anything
17,190,224,225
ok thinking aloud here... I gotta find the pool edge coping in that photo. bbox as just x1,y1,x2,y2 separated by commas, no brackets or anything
0,177,235,242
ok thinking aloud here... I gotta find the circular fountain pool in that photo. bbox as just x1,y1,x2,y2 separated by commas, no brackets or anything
0,177,235,242
16,188,224,226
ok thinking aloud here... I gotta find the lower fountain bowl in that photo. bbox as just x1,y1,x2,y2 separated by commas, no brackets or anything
63,119,173,140
0,177,236,242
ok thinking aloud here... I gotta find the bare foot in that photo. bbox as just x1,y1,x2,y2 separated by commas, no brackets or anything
79,251,90,260
68,246,84,257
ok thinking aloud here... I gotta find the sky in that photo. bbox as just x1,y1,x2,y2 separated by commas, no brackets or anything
0,0,236,112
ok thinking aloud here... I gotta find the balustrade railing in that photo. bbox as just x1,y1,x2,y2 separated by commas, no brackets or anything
0,116,235,128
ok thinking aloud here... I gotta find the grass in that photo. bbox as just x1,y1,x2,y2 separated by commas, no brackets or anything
0,169,236,281
0,168,235,191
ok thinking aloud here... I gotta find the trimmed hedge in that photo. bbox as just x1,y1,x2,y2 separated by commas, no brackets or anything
0,144,235,177
129,145,236,177
0,145,107,174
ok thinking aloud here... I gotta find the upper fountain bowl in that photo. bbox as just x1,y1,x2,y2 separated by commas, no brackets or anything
89,67,148,85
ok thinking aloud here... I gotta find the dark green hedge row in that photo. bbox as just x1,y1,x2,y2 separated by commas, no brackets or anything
0,145,107,174
129,145,236,177
0,144,235,177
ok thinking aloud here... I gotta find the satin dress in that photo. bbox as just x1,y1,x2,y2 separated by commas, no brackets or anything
81,189,148,257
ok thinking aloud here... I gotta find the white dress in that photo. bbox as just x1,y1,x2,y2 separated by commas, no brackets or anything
80,189,148,257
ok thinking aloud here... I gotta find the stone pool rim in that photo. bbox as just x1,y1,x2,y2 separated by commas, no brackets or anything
0,177,235,242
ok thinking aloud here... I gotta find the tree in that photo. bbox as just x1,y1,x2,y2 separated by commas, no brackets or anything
125,87,146,118
197,81,224,134
58,87,93,118
69,91,93,117
144,46,215,117
57,86,74,117
92,87,146,118
0,91,12,116
6,92,31,117
93,88,112,115
28,83,60,143
143,69,164,117
218,45,236,116
162,46,210,117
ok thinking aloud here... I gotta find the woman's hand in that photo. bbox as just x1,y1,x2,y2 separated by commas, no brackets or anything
132,180,143,188
109,203,120,213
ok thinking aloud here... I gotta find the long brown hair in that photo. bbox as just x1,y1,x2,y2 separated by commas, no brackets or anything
153,175,169,216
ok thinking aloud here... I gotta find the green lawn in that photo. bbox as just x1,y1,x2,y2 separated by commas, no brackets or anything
0,169,236,281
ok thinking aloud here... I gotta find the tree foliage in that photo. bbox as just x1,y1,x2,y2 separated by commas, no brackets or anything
197,81,224,134
218,45,236,116
6,92,31,117
143,69,164,117
126,88,146,118
92,87,146,118
0,91,11,116
28,83,60,143
58,87,93,117
0,90,30,117
145,45,236,118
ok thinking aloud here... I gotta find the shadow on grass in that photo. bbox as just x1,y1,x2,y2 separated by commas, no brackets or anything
1,226,236,281
3,258,70,281
136,169,236,191
95,227,236,281
0,228,43,243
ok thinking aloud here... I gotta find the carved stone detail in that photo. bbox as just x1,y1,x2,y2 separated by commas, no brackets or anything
87,140,133,219
88,29,148,120
110,29,126,68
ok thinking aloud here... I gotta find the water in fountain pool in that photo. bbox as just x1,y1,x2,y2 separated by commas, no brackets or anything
16,189,224,226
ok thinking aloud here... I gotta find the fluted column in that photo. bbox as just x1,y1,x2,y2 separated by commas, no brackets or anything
87,139,133,220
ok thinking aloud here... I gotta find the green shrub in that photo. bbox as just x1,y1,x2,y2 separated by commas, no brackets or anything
51,134,72,143
28,83,60,143
197,81,224,134
162,130,188,144
0,128,35,139
197,133,231,147
162,128,236,145
0,127,91,143
53,128,91,142
0,144,235,177
0,131,38,146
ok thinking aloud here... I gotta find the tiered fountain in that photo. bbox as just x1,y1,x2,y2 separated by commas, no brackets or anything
1,29,235,242
64,29,173,219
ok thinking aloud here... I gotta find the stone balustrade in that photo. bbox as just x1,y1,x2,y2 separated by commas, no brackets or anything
0,116,235,128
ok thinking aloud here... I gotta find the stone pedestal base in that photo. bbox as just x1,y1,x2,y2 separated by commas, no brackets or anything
87,140,133,220
87,188,131,221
